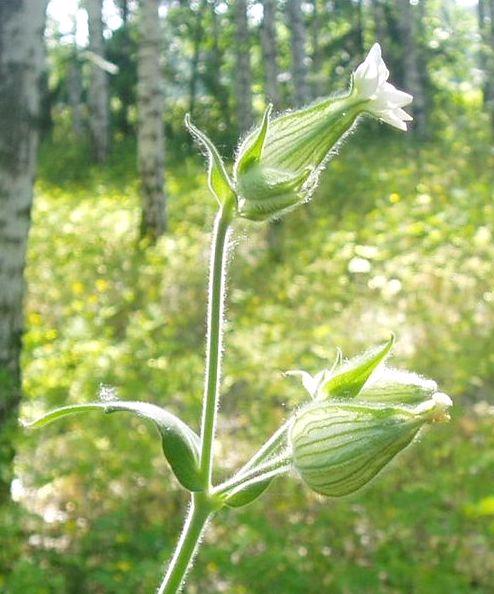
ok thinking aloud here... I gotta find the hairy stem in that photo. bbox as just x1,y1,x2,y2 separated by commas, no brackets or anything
157,200,233,594
214,451,292,496
237,419,291,477
157,493,213,594
199,202,233,487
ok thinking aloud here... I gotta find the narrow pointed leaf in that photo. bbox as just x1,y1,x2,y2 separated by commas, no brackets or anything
236,103,272,174
24,401,204,492
322,335,394,398
185,114,235,205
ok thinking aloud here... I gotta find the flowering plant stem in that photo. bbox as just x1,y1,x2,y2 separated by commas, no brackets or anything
157,199,234,593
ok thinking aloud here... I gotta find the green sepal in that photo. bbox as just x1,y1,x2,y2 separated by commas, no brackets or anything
24,401,204,492
236,103,272,175
224,476,274,508
185,114,236,206
321,335,394,399
237,165,312,221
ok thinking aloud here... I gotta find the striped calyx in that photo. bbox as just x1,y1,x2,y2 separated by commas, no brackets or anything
234,98,365,221
289,394,452,497
186,43,413,221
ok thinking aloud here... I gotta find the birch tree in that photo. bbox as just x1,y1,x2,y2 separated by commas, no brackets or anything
85,0,110,162
137,0,167,241
234,0,254,132
0,0,48,499
287,0,310,106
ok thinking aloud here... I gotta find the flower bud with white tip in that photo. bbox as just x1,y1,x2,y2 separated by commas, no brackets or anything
186,42,413,221
289,393,452,498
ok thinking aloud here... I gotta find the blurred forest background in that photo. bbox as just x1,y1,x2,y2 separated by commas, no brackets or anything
1,0,494,592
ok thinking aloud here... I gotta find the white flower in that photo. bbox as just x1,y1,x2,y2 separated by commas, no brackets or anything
353,43,413,131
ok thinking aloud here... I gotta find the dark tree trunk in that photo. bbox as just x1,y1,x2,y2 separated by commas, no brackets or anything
188,1,206,117
398,0,427,135
261,0,281,108
287,0,310,106
234,0,254,132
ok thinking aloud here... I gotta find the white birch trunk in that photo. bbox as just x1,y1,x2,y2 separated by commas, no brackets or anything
234,0,254,132
287,0,310,106
0,0,48,497
85,0,110,162
137,0,167,241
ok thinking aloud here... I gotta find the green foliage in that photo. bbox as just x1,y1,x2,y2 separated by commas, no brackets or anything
5,118,492,592
25,401,203,492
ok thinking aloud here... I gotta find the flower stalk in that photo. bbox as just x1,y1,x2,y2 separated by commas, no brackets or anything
24,42,452,594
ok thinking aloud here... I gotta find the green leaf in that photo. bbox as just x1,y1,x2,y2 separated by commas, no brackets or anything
236,103,272,174
224,476,274,508
321,335,395,399
185,114,235,206
24,401,204,492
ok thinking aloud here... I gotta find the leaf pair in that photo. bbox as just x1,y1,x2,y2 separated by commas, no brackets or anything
24,400,204,492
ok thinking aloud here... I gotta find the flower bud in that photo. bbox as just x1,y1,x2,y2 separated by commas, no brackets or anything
289,393,452,497
186,43,413,221
234,99,364,220
357,367,438,406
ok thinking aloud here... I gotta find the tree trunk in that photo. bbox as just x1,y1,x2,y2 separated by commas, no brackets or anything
208,1,232,130
85,0,110,162
188,2,206,117
68,53,84,138
137,0,167,242
234,0,254,132
261,0,281,109
480,0,494,126
287,0,310,106
490,0,494,128
310,0,324,99
0,0,48,501
371,0,387,51
354,0,365,59
398,0,426,135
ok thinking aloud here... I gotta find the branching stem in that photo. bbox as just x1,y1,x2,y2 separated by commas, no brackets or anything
156,201,233,594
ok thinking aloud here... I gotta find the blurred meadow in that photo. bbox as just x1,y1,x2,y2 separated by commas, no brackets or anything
1,1,494,593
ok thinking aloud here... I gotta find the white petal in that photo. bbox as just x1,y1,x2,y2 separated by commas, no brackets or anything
378,110,408,131
394,107,413,121
367,43,382,66
382,83,413,107
353,44,382,98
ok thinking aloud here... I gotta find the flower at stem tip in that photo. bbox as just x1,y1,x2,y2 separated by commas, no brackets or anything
186,42,413,221
352,42,413,131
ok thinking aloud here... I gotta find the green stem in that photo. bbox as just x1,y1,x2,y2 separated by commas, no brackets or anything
237,420,290,477
214,451,292,497
157,493,213,594
157,200,233,594
199,202,233,487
